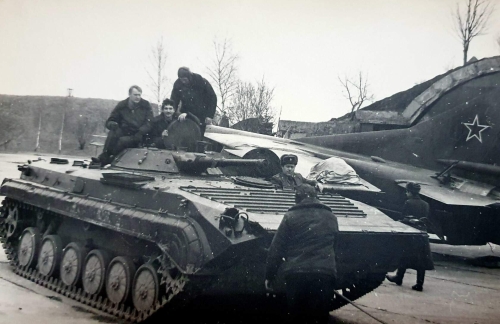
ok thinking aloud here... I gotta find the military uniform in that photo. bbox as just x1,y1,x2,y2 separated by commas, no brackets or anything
270,154,318,190
266,185,338,324
386,183,432,291
271,172,318,190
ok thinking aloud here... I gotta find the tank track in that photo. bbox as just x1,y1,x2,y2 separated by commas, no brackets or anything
0,200,189,323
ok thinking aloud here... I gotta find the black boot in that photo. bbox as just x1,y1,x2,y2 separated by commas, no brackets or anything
385,274,402,286
412,284,423,292
412,270,425,291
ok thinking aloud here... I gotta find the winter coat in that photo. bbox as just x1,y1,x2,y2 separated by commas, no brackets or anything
271,172,318,190
148,113,179,138
170,73,217,122
400,196,434,270
266,197,339,281
106,98,153,135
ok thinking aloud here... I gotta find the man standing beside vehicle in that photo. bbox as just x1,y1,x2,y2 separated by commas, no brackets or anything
386,182,432,291
265,184,338,324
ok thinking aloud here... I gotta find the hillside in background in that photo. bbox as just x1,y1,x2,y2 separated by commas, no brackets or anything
0,94,122,156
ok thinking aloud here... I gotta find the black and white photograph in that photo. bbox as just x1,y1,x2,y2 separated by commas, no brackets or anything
1,1,500,323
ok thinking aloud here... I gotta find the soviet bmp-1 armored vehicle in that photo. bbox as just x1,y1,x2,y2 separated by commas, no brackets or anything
0,122,433,322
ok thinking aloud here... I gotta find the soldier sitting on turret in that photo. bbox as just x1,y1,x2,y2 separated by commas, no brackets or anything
92,85,153,166
145,98,205,150
271,154,323,191
146,99,178,149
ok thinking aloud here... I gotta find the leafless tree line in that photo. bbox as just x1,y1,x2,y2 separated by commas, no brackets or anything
206,38,276,127
231,78,275,125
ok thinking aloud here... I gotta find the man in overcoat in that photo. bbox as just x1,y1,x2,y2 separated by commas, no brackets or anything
94,85,153,166
265,184,338,324
170,67,217,137
386,182,431,291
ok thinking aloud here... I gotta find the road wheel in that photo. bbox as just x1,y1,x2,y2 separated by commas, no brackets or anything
132,263,160,312
82,249,110,296
5,206,20,238
60,242,88,287
38,235,63,277
106,256,136,305
18,227,41,268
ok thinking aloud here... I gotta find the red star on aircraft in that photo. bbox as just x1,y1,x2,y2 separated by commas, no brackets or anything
463,115,490,143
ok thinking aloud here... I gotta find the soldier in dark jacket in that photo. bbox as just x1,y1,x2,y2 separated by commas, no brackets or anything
94,85,153,166
146,98,178,149
170,67,217,137
265,184,338,324
386,182,430,291
271,154,322,191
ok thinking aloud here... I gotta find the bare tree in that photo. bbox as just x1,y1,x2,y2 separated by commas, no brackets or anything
338,72,374,120
453,0,494,66
497,33,500,51
231,81,254,123
253,78,275,125
206,38,239,116
230,78,276,133
146,37,168,114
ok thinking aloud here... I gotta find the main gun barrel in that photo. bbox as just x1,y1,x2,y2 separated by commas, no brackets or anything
172,153,268,173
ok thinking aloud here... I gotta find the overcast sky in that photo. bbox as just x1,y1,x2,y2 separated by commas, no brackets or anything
1,0,499,122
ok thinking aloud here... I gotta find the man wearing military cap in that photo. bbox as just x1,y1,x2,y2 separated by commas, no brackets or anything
271,154,322,191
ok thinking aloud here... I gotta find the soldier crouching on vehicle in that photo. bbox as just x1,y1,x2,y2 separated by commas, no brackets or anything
386,182,432,292
93,85,153,166
271,154,323,191
170,67,217,137
265,184,338,324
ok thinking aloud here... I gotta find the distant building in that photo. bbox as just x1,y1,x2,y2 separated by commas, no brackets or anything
232,118,273,135
277,119,357,139
353,110,407,132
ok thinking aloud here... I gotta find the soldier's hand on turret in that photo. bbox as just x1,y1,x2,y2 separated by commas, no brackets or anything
161,130,169,137
178,113,187,121
205,117,213,125
107,121,119,130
